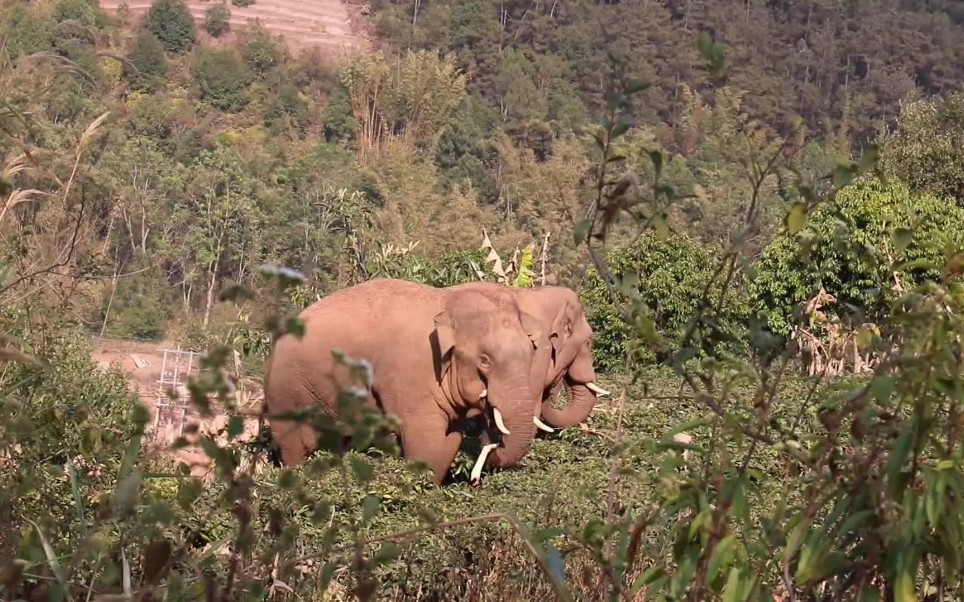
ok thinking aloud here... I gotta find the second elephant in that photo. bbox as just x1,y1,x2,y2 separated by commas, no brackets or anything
449,282,609,431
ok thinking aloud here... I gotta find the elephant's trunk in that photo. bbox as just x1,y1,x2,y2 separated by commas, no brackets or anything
488,375,537,469
540,380,597,429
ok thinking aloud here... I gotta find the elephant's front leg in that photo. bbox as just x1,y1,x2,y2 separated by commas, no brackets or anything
398,411,463,486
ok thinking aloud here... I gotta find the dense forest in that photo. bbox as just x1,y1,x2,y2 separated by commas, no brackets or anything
3,0,964,599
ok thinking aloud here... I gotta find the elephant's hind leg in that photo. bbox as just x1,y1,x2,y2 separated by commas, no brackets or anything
398,412,463,486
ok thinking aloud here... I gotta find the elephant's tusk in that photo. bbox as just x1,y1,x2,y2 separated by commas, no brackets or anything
470,443,499,483
478,388,488,400
586,382,611,396
534,416,555,433
492,408,511,435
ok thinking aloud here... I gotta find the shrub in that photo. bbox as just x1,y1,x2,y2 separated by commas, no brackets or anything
231,0,255,6
203,3,230,37
749,175,964,336
1,324,143,559
239,26,282,76
123,29,167,91
581,232,751,371
145,0,197,55
191,47,252,111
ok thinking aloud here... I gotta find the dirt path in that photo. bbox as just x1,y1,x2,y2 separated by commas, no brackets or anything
100,0,372,58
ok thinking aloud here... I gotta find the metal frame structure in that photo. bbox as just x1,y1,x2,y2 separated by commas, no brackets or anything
150,347,201,442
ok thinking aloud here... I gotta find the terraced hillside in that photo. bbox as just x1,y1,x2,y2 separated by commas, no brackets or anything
99,0,370,56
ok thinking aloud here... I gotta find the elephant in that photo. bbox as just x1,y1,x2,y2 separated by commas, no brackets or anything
262,278,545,486
448,282,609,437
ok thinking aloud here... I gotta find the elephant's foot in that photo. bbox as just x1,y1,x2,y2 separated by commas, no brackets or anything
470,442,499,485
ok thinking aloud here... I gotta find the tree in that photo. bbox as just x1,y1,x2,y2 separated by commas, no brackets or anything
191,48,252,111
750,175,964,336
145,0,197,55
204,4,231,37
882,91,964,206
123,29,167,91
239,25,282,76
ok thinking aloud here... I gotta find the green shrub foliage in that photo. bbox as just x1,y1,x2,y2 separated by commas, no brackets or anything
191,48,252,111
124,29,168,91
203,4,230,38
145,0,197,54
750,175,964,336
582,232,750,371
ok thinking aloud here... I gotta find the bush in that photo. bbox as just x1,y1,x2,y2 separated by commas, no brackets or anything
239,26,282,76
191,48,252,111
749,175,964,336
203,3,230,37
581,232,751,371
231,0,255,6
145,0,197,55
123,29,167,91
1,325,143,559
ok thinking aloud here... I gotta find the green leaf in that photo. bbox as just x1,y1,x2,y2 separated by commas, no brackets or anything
894,565,917,602
886,428,915,491
65,458,87,537
870,376,895,402
832,164,857,188
611,117,633,139
785,202,807,234
721,567,742,602
349,455,374,482
648,149,663,177
227,415,244,439
574,220,592,245
361,495,380,523
893,227,914,252
706,534,736,583
512,245,535,288
27,520,71,600
652,213,669,240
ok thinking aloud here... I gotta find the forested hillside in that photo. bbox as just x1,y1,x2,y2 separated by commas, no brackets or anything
3,0,964,599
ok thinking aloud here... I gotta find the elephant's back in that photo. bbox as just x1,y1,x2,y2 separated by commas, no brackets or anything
300,278,441,320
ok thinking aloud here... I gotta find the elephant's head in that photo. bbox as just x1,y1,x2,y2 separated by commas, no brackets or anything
530,287,608,429
433,291,542,468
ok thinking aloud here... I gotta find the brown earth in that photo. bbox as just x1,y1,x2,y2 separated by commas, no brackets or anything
99,0,374,59
91,336,265,478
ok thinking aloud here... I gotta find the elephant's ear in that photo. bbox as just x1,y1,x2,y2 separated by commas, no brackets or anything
549,301,573,358
433,310,457,379
519,310,546,349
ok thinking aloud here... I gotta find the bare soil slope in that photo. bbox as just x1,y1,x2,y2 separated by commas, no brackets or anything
99,0,371,57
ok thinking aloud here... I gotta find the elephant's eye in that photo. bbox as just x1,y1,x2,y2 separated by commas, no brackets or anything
478,354,492,371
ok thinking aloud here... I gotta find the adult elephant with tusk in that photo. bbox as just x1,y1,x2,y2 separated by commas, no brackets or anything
449,282,609,437
262,278,543,486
